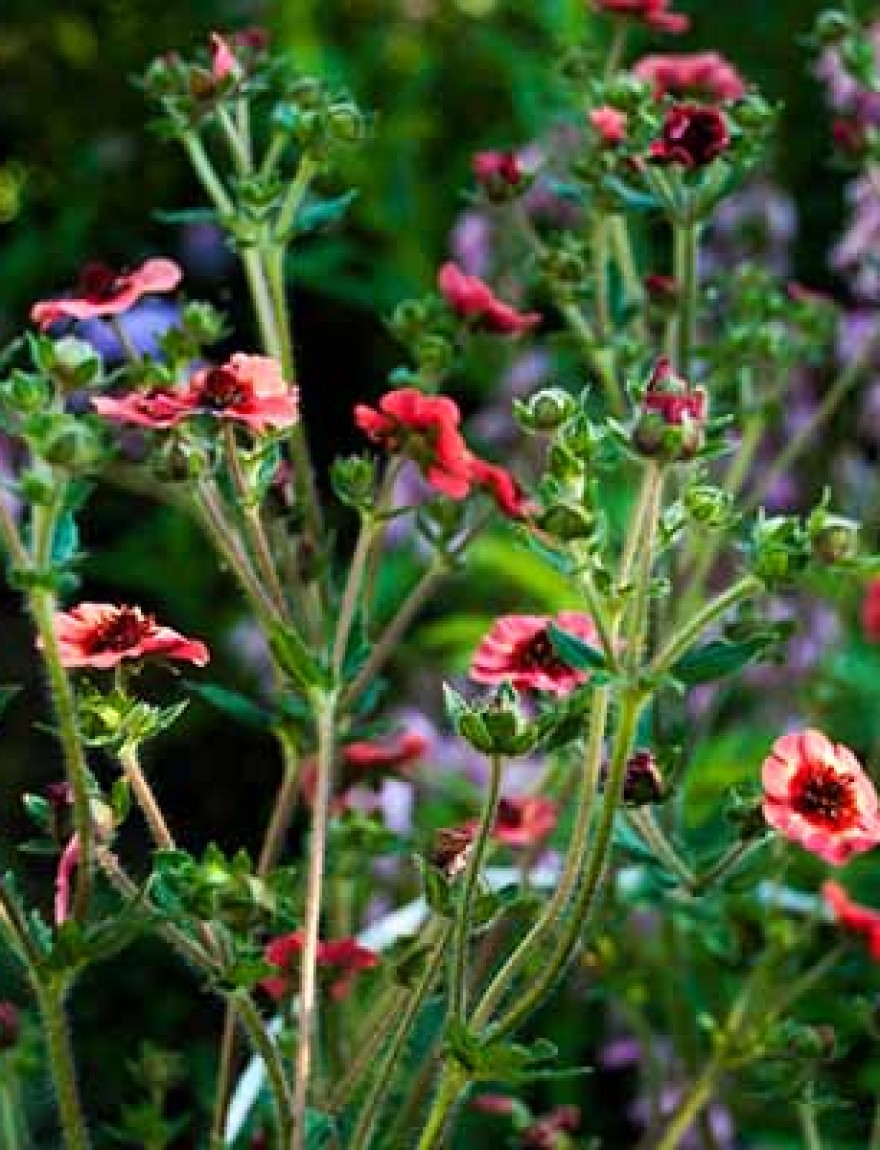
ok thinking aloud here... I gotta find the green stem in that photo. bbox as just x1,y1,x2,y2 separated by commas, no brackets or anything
653,1051,723,1150
181,133,234,216
231,992,295,1146
37,983,90,1150
332,516,374,677
0,875,42,969
650,575,761,677
869,1095,880,1150
560,301,626,415
593,215,610,340
0,1082,23,1150
608,214,645,338
449,756,503,1021
626,808,695,887
30,591,93,922
674,218,699,377
691,838,764,894
119,744,175,851
257,732,303,877
348,924,452,1150
291,697,336,1150
626,464,664,664
415,1062,468,1150
797,1102,824,1150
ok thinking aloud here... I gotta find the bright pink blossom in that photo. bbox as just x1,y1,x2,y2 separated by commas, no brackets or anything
649,104,731,169
438,263,541,336
355,387,473,499
762,729,880,865
590,105,628,146
643,357,708,425
344,732,429,772
471,611,600,696
47,603,209,670
94,354,299,434
594,0,689,34
210,28,269,80
472,151,525,190
823,881,880,961
467,456,534,520
31,259,182,329
261,931,379,1001
492,796,558,848
862,579,880,642
634,52,747,102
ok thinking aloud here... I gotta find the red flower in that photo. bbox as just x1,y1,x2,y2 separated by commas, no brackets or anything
523,1105,581,1149
94,355,299,434
492,796,558,848
31,259,182,329
590,105,628,146
355,387,473,499
634,52,747,102
470,1094,518,1117
645,273,679,302
467,456,533,520
261,931,379,1002
594,0,689,34
473,151,525,193
649,104,730,169
471,611,600,696
642,357,707,425
438,263,541,336
47,603,209,670
862,579,880,642
344,731,429,772
823,881,880,961
762,729,880,866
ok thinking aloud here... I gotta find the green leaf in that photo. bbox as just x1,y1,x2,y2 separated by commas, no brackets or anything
296,190,360,236
154,207,219,226
305,1110,337,1149
671,637,770,685
268,623,326,693
0,684,22,716
184,681,275,731
547,624,607,671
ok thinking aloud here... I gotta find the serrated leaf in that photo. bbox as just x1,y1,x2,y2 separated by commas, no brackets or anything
547,624,607,671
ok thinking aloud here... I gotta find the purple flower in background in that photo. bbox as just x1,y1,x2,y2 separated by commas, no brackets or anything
79,298,180,362
179,222,236,280
702,179,797,278
831,177,880,303
450,211,494,278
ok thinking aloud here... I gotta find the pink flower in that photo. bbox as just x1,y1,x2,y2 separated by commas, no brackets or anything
31,259,182,329
261,932,379,1002
823,881,880,961
472,151,525,193
467,456,533,520
470,1094,518,1117
634,52,747,102
649,104,731,169
210,28,269,80
438,263,541,336
471,611,600,696
590,105,628,146
523,1105,581,1149
54,835,80,925
642,357,708,425
594,0,689,35
355,387,473,499
492,796,558,848
862,579,880,642
344,731,429,772
47,603,209,670
762,729,880,865
94,354,299,434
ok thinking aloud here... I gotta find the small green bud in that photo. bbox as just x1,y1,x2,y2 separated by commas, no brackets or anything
538,503,595,542
389,299,430,342
415,334,455,376
814,10,853,45
50,336,103,389
603,75,651,110
684,484,734,529
810,514,860,564
1,370,55,413
331,454,377,510
27,414,104,471
514,388,576,433
181,301,228,345
327,102,366,145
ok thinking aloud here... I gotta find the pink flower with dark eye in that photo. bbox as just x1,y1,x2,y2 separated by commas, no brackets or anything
492,796,558,848
823,881,880,961
344,731,429,772
649,104,731,169
181,354,299,432
91,387,190,429
594,0,689,34
261,932,379,1002
467,456,534,520
862,579,880,642
762,729,880,865
31,259,182,329
590,106,628,146
46,603,209,670
634,52,747,102
471,611,600,696
438,263,541,336
473,151,525,193
355,387,473,499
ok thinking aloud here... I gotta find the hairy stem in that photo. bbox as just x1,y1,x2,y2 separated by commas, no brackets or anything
37,984,90,1150
119,744,175,851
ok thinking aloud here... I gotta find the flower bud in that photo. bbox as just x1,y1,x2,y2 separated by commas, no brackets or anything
684,484,734,529
389,299,430,342
181,301,228,345
814,10,852,45
0,1002,21,1052
153,440,209,484
751,515,811,588
1,370,55,414
327,102,366,145
603,74,652,111
538,503,596,542
472,151,526,202
331,454,377,510
623,750,665,805
809,515,860,564
444,683,539,757
633,358,707,462
415,335,455,376
514,388,576,433
27,413,104,471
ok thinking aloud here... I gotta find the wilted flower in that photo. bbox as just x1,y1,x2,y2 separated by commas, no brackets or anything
649,104,731,168
823,880,880,960
634,52,747,102
261,932,379,1001
471,612,599,696
32,259,182,329
437,263,541,336
430,825,476,879
46,603,209,670
761,729,880,865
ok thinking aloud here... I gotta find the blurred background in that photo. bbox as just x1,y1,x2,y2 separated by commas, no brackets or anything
1,0,875,1146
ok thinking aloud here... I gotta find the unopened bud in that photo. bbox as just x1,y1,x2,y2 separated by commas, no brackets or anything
810,515,860,564
514,388,576,432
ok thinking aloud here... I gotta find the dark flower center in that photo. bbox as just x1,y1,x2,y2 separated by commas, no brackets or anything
664,107,727,165
78,264,125,302
497,798,524,829
198,367,248,410
791,764,858,829
86,608,152,654
514,629,570,677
